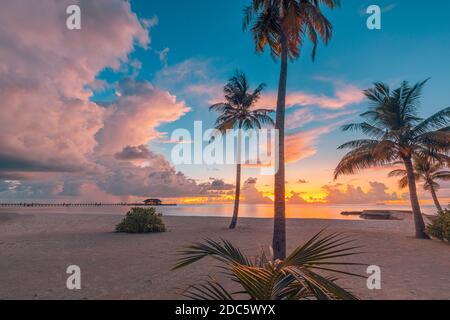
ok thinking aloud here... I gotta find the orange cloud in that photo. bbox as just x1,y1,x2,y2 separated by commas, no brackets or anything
285,126,333,164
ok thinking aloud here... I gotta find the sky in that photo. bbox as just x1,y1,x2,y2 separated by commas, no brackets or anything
0,0,449,205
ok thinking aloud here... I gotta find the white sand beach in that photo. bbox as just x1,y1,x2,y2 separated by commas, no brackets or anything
0,211,449,300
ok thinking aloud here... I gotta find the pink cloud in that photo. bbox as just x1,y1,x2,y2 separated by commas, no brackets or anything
95,79,190,155
0,1,201,201
286,108,357,130
256,84,364,110
184,83,224,104
0,0,150,173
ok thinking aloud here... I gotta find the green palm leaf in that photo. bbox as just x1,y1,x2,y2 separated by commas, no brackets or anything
172,231,363,300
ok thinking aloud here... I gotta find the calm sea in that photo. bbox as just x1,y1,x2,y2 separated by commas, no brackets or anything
0,203,439,220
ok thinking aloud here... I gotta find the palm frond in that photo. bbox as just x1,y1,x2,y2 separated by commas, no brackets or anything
398,176,409,189
172,238,252,270
173,232,362,300
432,171,450,181
388,169,407,178
341,123,387,139
334,145,395,179
282,230,364,271
337,139,382,150
230,264,277,300
287,267,358,300
413,107,450,137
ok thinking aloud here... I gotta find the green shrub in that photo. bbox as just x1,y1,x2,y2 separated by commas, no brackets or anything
427,209,450,242
116,207,166,233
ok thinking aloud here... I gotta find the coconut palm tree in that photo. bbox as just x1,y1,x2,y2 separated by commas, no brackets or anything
172,230,364,300
389,156,450,213
334,80,450,239
210,71,274,229
243,0,340,259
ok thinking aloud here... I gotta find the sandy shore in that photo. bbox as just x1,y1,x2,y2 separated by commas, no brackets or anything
0,211,448,300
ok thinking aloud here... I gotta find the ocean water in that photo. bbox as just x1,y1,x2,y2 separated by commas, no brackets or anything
0,203,439,220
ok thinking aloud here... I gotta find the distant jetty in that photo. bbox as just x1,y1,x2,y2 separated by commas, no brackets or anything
341,210,415,220
0,202,177,207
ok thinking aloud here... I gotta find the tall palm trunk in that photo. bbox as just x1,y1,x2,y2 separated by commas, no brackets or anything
230,123,243,229
272,34,288,260
428,181,443,213
403,156,430,239
229,163,242,229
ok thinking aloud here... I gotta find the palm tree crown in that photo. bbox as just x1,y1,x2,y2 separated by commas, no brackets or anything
389,157,450,190
210,71,274,230
389,156,450,212
210,71,274,133
335,80,450,238
243,0,339,60
335,80,450,178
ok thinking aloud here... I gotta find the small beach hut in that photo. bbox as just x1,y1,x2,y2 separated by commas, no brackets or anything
143,199,162,206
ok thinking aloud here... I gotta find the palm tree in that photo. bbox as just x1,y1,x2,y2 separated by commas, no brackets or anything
243,0,340,259
389,156,450,213
210,71,274,229
172,230,364,300
334,80,450,239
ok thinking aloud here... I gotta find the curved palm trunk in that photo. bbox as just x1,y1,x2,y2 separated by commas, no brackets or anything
272,34,288,260
403,157,430,239
229,163,242,229
428,182,443,213
230,124,243,229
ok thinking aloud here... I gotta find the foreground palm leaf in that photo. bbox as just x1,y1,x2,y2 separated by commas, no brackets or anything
172,230,364,300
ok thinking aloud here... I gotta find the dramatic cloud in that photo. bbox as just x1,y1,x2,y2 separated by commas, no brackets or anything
241,178,272,204
0,0,149,176
322,182,400,204
95,79,189,155
95,157,202,198
0,1,200,201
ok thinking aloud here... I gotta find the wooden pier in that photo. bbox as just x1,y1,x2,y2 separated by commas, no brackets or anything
0,203,177,207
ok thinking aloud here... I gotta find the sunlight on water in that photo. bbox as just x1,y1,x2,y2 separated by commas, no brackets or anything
0,203,438,220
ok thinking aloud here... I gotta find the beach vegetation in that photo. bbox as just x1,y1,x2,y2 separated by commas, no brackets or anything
427,209,450,242
116,207,166,233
